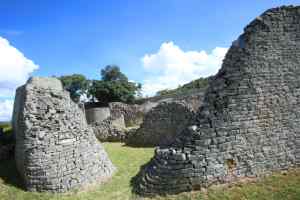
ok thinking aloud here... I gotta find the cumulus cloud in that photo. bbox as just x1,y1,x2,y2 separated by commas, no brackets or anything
0,100,14,121
0,36,39,121
141,42,228,96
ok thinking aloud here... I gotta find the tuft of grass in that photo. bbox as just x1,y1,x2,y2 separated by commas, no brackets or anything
0,143,300,200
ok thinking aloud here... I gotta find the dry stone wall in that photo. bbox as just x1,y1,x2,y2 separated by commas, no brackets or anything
85,105,127,142
126,101,200,147
85,107,111,124
91,114,127,142
134,6,300,196
13,77,116,192
109,102,144,127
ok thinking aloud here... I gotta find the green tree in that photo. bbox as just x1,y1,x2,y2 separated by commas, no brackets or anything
89,65,141,105
59,74,89,103
101,65,128,82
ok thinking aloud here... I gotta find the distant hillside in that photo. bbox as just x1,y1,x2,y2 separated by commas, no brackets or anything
0,121,10,126
135,77,210,104
156,77,209,97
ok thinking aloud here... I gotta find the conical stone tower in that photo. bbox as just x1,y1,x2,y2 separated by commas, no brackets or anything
135,5,300,196
13,77,116,192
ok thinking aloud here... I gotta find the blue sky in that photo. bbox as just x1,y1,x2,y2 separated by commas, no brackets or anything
0,0,300,120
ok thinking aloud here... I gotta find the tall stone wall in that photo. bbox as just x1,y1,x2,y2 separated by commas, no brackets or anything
134,6,300,196
126,101,200,147
13,77,116,192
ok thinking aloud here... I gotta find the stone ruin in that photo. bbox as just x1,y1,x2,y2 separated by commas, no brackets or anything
134,6,300,196
84,89,205,144
109,102,145,127
126,100,201,147
85,107,111,124
13,77,116,192
85,103,127,142
125,92,204,147
92,114,127,142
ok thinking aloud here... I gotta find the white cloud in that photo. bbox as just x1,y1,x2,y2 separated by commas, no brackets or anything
141,41,228,96
0,100,14,121
0,36,39,121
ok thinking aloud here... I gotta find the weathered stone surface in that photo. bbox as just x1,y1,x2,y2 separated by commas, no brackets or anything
91,114,127,142
126,101,198,147
109,102,144,127
85,105,127,142
134,6,300,196
85,107,111,124
13,77,116,193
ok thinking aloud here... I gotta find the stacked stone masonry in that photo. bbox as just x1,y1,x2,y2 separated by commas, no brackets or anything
85,107,111,124
126,101,201,147
13,77,116,192
85,105,127,142
135,6,300,196
109,102,144,127
91,115,127,142
85,92,205,143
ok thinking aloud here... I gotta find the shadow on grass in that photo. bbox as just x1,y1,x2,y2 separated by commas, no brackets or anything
0,158,24,190
130,158,158,197
130,161,148,196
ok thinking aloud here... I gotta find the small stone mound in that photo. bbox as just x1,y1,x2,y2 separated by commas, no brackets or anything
134,6,300,196
126,101,197,147
13,77,116,192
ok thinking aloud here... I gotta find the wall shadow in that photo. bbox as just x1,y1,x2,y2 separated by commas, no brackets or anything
0,158,24,190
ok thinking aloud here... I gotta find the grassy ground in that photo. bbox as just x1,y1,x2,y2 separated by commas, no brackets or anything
0,122,12,133
0,143,299,200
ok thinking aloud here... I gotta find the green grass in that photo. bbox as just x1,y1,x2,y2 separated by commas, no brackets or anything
0,122,12,133
0,143,300,200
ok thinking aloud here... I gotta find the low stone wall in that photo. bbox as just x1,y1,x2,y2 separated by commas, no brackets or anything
109,102,144,127
92,115,127,142
86,93,205,144
85,107,111,124
126,101,198,147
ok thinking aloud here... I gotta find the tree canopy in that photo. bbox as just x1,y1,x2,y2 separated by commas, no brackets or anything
89,65,141,105
101,65,128,82
58,66,141,105
59,74,89,103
